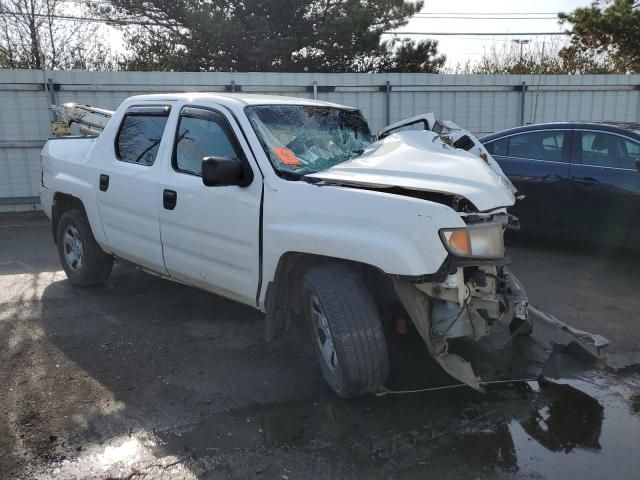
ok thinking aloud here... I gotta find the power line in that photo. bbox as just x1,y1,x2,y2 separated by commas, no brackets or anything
413,12,562,15
0,11,176,26
439,36,555,44
0,10,571,37
411,16,559,20
383,31,569,36
58,3,565,15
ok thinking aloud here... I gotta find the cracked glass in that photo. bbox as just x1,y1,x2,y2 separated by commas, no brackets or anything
246,105,373,176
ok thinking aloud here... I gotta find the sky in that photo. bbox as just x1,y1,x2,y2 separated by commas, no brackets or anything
384,0,594,69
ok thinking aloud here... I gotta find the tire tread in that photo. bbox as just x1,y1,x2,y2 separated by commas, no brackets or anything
304,263,388,397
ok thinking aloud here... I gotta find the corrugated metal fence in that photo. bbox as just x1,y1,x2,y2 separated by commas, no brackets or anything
1,69,639,209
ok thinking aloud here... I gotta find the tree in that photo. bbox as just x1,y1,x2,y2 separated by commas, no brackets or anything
95,0,434,72
560,0,640,73
378,38,445,73
465,38,617,75
0,0,114,69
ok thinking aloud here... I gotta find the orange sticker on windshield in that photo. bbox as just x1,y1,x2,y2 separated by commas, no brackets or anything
274,147,302,166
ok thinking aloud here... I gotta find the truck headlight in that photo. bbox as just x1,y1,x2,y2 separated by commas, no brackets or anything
439,224,504,258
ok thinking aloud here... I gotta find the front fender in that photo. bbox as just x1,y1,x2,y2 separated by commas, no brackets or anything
261,181,465,306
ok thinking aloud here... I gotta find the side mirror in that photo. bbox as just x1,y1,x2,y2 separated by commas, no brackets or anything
202,156,244,187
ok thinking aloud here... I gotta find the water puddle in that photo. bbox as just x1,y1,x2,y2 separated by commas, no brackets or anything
509,375,640,478
32,371,640,479
152,371,640,478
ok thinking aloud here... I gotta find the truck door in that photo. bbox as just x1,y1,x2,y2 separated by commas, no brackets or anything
95,105,171,274
158,106,262,306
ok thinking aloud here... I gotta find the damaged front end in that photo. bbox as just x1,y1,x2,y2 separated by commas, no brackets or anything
304,113,609,390
394,213,531,392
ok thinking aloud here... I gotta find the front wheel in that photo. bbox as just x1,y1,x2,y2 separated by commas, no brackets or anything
303,263,389,398
57,209,113,286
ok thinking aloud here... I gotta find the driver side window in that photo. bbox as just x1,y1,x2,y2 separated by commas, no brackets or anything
174,110,240,176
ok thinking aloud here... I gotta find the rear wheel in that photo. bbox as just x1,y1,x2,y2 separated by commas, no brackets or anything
303,263,389,398
57,209,113,286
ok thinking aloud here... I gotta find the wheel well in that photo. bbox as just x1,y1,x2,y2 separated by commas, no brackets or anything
51,193,86,244
264,252,396,341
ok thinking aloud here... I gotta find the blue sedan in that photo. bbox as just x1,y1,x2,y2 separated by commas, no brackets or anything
480,123,640,247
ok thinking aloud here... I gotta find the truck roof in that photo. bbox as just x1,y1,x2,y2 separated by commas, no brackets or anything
124,92,355,110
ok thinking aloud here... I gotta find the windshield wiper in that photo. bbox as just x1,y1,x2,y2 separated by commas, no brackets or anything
278,169,305,181
279,168,326,184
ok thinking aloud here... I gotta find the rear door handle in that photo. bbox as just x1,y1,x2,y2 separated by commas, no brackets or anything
542,174,562,183
574,176,600,187
99,174,109,192
163,189,177,210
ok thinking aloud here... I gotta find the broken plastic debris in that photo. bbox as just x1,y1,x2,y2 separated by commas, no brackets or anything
526,380,541,392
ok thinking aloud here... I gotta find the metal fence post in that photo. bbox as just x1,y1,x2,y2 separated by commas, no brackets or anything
636,84,640,123
45,77,58,121
520,81,526,126
385,80,391,126
312,80,318,100
47,78,56,105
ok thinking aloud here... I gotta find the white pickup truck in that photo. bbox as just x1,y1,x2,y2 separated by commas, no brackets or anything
40,93,534,398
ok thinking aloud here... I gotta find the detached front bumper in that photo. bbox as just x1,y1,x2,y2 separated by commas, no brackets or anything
394,256,611,391
394,262,532,392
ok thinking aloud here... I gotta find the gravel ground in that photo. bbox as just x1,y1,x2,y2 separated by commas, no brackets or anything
1,212,639,479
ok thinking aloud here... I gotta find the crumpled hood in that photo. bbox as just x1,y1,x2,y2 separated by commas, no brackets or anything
307,131,516,212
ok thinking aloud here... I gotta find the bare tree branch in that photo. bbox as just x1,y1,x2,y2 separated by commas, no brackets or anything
0,0,116,69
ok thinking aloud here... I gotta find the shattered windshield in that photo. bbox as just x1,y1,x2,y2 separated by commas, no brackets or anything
245,105,373,176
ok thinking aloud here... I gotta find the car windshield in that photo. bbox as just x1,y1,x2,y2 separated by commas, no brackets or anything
245,105,373,176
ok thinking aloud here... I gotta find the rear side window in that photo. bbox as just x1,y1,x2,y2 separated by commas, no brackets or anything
579,131,640,169
625,139,640,157
115,106,170,166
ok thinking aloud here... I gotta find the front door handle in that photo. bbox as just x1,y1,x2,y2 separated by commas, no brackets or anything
99,174,109,192
163,189,177,210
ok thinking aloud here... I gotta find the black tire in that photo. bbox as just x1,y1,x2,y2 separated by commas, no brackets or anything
303,263,389,398
56,209,113,286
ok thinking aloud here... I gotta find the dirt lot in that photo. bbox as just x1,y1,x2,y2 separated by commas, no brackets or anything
1,212,639,479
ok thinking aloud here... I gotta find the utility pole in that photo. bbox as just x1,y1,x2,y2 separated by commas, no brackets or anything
512,39,531,62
